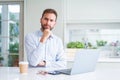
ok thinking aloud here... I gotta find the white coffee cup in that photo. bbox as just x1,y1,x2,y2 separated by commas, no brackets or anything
19,61,28,74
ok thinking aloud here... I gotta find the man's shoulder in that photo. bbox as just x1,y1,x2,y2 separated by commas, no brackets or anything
26,30,41,36
25,30,41,38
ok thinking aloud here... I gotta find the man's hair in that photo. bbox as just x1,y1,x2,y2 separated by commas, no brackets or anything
42,8,57,21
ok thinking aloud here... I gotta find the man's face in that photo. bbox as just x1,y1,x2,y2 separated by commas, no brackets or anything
40,13,56,31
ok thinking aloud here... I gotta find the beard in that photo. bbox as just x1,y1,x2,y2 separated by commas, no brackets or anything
41,24,54,31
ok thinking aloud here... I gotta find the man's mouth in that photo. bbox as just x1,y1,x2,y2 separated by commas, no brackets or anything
44,25,50,29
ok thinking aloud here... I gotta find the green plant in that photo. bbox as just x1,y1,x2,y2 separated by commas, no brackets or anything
88,42,92,48
96,40,107,47
67,41,84,48
0,56,4,61
0,56,4,66
9,42,19,53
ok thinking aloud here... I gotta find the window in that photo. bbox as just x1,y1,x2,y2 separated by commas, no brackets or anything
65,23,120,59
0,1,24,67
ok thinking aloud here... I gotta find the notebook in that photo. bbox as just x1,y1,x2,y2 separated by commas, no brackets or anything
48,49,100,75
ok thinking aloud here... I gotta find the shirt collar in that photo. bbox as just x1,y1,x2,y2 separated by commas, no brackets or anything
49,33,54,38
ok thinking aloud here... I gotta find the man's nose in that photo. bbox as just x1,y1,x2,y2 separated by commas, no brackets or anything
46,20,50,25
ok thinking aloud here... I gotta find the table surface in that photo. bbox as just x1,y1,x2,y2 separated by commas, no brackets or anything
0,66,120,80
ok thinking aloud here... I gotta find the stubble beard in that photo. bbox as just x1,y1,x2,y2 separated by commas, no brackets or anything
41,24,54,31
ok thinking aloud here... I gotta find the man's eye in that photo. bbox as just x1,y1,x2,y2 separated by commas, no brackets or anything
44,18,48,20
50,20,53,22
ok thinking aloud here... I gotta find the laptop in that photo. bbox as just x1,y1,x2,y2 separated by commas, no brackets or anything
48,49,99,75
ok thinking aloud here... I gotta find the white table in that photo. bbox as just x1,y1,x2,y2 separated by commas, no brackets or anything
0,67,120,80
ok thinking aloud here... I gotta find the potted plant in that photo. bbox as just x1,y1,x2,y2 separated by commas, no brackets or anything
67,41,85,49
66,41,85,55
8,42,19,66
66,41,97,60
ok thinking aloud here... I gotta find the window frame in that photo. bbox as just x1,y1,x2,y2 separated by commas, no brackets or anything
0,1,24,63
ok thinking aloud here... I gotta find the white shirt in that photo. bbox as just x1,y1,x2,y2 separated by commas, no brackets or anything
25,30,66,68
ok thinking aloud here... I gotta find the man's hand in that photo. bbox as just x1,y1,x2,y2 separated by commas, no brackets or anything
40,29,51,43
37,61,46,67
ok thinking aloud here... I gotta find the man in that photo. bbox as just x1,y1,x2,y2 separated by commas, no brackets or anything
25,8,66,68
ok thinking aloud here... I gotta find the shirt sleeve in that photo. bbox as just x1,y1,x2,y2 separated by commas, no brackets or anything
25,34,45,67
45,39,67,68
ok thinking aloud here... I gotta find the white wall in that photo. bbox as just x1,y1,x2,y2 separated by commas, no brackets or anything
24,0,64,40
65,0,120,21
